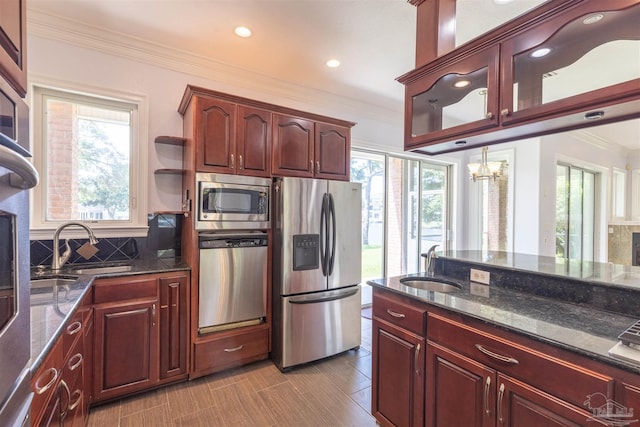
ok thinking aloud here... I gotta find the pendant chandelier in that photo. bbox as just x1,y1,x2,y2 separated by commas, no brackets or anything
467,146,502,181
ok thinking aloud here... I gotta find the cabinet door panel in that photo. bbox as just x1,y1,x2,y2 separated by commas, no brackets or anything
94,299,158,401
427,341,495,427
272,114,314,177
314,123,350,181
0,0,26,96
372,319,425,427
237,106,271,177
499,374,593,426
197,97,236,173
159,275,188,379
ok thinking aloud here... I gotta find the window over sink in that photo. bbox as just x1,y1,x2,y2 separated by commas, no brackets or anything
30,82,149,238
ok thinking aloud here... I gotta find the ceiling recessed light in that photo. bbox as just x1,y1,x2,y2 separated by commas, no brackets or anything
583,14,604,25
453,80,471,88
326,59,341,68
234,26,252,38
493,0,514,4
530,47,552,58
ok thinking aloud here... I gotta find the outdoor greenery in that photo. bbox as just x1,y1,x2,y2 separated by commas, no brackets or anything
362,244,382,280
77,119,130,220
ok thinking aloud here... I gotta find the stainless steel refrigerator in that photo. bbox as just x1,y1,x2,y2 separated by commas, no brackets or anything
271,177,362,370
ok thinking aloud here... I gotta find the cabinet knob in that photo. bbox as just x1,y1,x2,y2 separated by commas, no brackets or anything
500,108,510,117
486,112,494,119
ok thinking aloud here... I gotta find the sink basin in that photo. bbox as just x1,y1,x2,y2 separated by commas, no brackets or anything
73,265,133,275
30,277,77,288
399,277,461,293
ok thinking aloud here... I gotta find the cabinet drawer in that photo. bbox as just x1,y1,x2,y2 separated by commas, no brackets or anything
31,338,63,424
427,313,614,408
93,277,157,304
373,292,427,336
193,328,268,374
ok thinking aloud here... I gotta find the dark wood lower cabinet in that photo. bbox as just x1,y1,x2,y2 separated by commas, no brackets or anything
372,318,425,427
159,274,188,380
93,298,159,402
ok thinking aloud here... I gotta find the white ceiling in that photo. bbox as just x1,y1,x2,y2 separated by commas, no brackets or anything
27,0,639,152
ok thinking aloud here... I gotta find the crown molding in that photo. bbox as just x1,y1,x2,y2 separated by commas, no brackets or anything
26,7,403,126
569,128,631,156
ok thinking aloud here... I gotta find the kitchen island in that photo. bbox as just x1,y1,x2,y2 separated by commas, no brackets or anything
367,251,640,427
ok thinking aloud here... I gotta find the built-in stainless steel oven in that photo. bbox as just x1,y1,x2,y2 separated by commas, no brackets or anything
198,232,268,334
0,77,39,426
195,173,270,231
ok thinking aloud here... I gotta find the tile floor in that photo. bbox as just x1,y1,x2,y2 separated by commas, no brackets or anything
87,316,375,426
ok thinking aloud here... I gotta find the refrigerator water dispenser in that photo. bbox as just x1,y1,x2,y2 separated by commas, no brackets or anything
293,234,319,270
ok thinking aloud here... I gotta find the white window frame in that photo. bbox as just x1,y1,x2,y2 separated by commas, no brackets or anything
29,78,149,238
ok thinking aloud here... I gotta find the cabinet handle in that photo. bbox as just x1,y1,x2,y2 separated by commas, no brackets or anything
230,154,235,168
59,379,71,419
34,367,58,395
500,108,510,117
486,112,494,119
68,353,83,371
224,345,244,352
475,344,519,365
152,303,156,326
66,321,82,336
239,155,243,169
68,390,82,411
484,376,491,415
414,343,421,376
497,383,505,424
386,309,406,319
310,160,314,173
316,161,320,173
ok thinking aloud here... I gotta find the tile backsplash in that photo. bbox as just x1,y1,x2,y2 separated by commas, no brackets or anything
30,213,182,267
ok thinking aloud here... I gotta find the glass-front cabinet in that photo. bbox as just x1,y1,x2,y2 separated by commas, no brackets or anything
404,45,500,148
400,0,640,153
500,0,640,125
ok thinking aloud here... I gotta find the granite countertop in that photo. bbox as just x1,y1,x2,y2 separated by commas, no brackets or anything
367,272,640,375
30,258,190,372
441,250,640,290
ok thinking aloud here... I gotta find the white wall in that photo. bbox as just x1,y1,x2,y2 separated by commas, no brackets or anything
27,35,405,214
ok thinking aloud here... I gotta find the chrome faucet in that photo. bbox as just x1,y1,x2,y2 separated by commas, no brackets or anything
52,222,99,270
422,244,439,277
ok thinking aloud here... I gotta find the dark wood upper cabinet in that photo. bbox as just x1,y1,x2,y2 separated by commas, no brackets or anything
237,105,272,177
401,0,640,154
0,0,27,97
315,123,351,180
272,114,315,178
197,97,237,173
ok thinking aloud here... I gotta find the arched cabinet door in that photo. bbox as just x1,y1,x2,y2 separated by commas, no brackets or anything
315,123,350,181
237,106,272,177
272,113,315,178
196,97,237,173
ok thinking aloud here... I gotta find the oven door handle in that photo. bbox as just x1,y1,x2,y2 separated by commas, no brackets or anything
288,288,359,304
0,143,39,189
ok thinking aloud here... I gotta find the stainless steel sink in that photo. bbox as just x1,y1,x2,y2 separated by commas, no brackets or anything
30,277,77,288
399,277,461,293
72,265,133,275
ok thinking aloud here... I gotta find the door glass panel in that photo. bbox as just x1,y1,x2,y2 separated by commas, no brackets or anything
351,152,386,305
0,212,16,331
411,67,488,136
513,4,640,112
420,164,447,256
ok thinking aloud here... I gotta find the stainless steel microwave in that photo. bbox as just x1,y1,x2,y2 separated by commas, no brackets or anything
195,173,271,230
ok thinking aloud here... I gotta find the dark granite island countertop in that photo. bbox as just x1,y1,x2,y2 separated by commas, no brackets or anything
30,258,190,372
367,252,640,375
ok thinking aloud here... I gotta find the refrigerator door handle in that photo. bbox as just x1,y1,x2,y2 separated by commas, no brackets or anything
288,288,359,304
319,193,328,276
328,193,337,275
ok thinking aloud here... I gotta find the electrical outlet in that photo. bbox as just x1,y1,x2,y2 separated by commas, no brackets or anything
470,268,490,285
